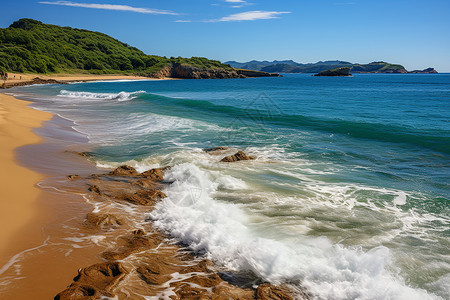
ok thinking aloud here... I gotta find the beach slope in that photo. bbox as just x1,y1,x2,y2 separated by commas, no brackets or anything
0,93,52,256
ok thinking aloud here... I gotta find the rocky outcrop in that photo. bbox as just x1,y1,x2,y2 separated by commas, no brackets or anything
54,262,128,300
107,165,139,176
236,69,281,78
408,68,438,74
88,185,101,194
140,167,169,181
1,77,67,89
116,189,166,206
56,163,305,300
153,63,280,79
102,229,160,261
84,213,124,230
256,284,294,300
221,150,255,162
313,67,352,77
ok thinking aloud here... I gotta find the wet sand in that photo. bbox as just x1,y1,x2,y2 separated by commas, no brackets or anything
0,93,51,255
0,94,105,298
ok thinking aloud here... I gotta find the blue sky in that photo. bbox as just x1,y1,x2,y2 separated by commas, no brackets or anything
1,0,450,71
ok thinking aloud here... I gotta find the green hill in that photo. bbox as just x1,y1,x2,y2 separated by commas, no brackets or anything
0,18,234,77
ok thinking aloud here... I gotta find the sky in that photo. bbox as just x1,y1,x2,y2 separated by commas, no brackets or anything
1,0,450,71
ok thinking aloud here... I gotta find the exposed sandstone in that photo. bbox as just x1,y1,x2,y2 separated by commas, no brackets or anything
256,284,294,300
102,230,160,261
116,189,166,206
221,150,255,162
84,213,123,229
54,262,127,300
87,185,101,194
140,167,169,181
107,165,139,176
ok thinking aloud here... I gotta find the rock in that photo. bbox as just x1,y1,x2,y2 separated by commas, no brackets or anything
220,150,255,162
107,165,139,176
236,69,281,78
152,63,280,79
54,262,127,300
256,284,294,300
137,266,172,285
88,185,101,194
313,67,352,77
172,284,210,299
102,230,159,261
117,189,166,206
203,146,229,153
84,213,123,229
212,285,255,299
140,167,170,181
67,174,80,180
77,152,92,158
179,259,214,274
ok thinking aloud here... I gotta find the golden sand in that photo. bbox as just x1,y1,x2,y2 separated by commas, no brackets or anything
0,93,52,255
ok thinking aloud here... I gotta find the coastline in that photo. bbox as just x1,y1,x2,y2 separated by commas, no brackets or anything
0,82,302,299
0,93,52,256
1,72,172,89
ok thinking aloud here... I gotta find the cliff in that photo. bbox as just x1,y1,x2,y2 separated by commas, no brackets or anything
152,64,280,79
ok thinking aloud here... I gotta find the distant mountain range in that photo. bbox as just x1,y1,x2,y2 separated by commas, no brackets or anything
225,60,437,74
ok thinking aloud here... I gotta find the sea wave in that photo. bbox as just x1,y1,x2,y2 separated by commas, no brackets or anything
58,90,146,101
139,94,450,154
147,163,442,300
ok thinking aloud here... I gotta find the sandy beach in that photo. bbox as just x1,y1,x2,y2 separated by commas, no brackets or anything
1,72,167,89
0,93,52,255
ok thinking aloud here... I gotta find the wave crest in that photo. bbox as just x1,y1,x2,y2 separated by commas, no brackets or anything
58,90,145,101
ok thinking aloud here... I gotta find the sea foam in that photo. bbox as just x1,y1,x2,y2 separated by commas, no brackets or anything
148,163,441,300
58,90,145,101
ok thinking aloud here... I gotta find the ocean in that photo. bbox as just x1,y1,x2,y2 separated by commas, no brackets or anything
10,73,450,299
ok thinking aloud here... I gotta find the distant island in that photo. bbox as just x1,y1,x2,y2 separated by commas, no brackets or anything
0,19,278,79
226,60,438,74
313,67,352,77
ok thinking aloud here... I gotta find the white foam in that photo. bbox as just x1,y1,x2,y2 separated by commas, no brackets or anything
58,90,145,101
148,163,442,300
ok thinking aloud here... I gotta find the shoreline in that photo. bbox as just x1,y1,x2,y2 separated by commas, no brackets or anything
0,93,52,256
0,83,303,299
1,72,174,89
0,92,115,298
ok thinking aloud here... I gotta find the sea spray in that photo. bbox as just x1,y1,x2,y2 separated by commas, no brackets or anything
148,164,440,300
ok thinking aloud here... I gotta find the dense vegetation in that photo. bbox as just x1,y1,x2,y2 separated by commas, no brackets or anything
226,60,409,73
0,19,233,75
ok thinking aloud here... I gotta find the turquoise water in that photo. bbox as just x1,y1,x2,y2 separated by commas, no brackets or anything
12,74,449,299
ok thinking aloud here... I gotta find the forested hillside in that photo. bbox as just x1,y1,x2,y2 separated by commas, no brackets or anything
0,18,233,76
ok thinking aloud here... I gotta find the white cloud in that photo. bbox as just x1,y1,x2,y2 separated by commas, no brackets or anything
212,10,290,22
39,1,178,15
175,20,192,23
225,0,246,2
